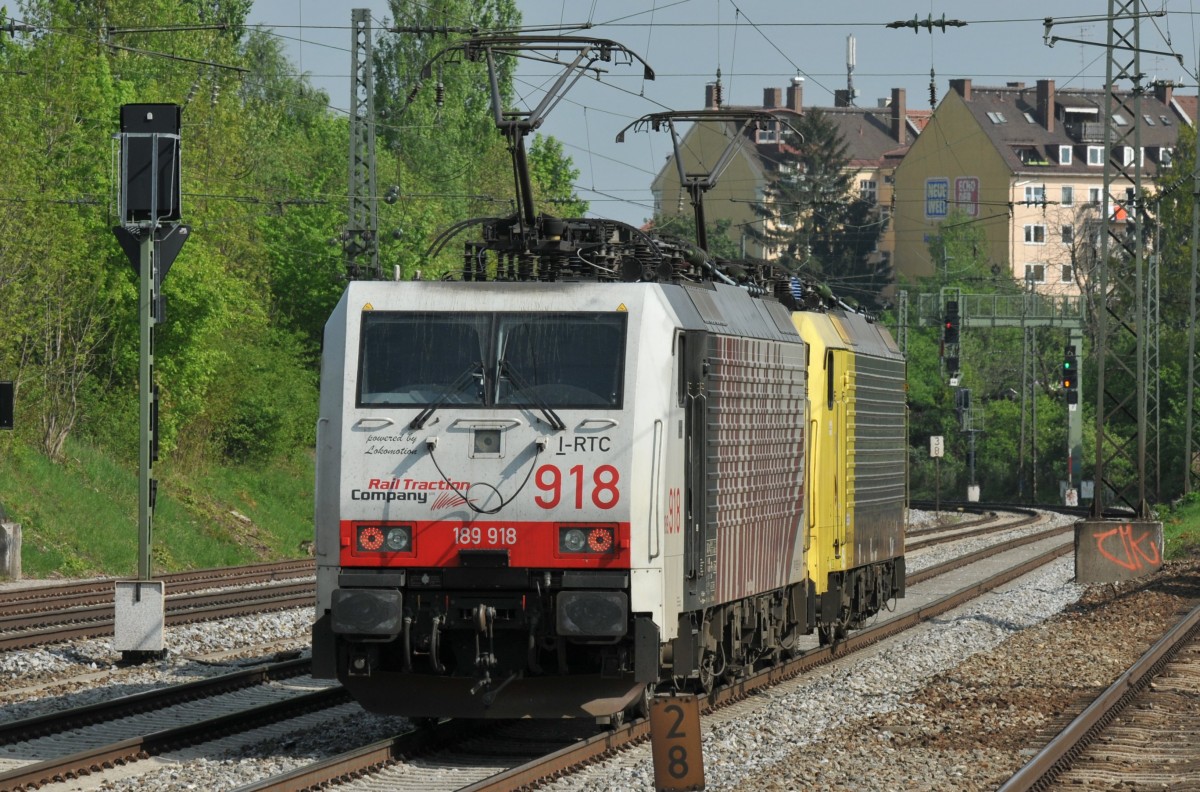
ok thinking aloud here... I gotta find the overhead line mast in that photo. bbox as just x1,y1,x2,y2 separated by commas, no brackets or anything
346,8,380,280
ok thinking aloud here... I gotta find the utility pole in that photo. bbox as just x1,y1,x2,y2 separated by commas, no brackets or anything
111,104,189,661
345,9,380,280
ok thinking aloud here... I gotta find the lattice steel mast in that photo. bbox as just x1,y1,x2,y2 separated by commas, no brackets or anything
1094,1,1151,516
346,8,380,280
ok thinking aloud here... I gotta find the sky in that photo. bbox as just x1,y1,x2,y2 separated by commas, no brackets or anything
245,2,1200,227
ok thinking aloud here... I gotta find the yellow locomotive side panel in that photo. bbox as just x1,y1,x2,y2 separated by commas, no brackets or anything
793,311,906,600
792,313,851,594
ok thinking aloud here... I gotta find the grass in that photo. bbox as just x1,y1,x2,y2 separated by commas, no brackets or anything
1161,492,1200,561
0,434,313,579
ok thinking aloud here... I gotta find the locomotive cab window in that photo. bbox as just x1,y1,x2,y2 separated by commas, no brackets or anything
358,313,488,406
357,311,626,409
496,313,626,408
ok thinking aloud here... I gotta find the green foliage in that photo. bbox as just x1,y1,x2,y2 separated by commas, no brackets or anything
528,134,588,217
1160,492,1200,560
649,214,742,260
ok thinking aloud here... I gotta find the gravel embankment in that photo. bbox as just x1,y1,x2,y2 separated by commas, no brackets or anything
547,554,1200,792
4,513,1197,791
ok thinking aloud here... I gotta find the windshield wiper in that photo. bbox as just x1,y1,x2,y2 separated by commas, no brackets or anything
409,362,483,430
499,359,565,431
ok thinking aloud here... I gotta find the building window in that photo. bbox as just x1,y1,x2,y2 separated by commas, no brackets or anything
1024,264,1046,283
1024,185,1046,205
859,179,877,203
1159,148,1173,167
1061,225,1074,245
1061,185,1074,206
1061,264,1075,283
1059,145,1073,165
755,122,780,143
1024,225,1047,244
1120,146,1135,166
1088,187,1102,205
1087,146,1104,165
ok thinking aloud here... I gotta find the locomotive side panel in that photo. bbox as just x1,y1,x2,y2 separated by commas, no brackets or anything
705,334,807,605
793,310,906,640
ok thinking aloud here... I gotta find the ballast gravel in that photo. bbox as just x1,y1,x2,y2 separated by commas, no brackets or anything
2,513,1198,792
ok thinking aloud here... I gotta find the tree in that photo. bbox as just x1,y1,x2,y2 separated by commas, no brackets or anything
648,214,742,261
527,134,588,218
747,109,889,309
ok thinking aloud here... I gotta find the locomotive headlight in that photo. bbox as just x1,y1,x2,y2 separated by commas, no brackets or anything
561,528,587,553
384,526,412,552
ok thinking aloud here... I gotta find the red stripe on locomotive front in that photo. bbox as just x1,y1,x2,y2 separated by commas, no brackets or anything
338,520,632,569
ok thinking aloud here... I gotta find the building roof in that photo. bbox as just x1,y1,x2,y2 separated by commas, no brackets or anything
949,80,1187,177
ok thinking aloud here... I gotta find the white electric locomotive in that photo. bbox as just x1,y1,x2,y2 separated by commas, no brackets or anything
312,274,812,718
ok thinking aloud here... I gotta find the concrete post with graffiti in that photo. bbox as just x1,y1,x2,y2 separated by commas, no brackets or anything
1074,520,1164,583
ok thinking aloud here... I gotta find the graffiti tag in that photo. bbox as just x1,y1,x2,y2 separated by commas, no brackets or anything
1094,523,1161,571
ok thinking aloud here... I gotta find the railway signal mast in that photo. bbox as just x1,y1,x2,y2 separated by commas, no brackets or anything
943,299,960,382
111,104,189,660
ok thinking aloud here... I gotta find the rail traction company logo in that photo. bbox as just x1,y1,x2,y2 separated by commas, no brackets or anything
350,478,473,509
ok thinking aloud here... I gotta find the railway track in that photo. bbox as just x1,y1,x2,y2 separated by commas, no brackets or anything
0,510,1072,791
998,599,1200,791
0,561,315,652
238,511,1073,791
906,507,1041,551
0,657,329,792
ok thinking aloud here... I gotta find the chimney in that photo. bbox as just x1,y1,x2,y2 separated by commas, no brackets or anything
1037,79,1055,133
705,82,719,109
764,87,782,109
891,88,907,145
786,76,804,111
834,89,851,108
1154,81,1174,105
949,79,972,101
